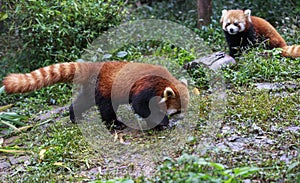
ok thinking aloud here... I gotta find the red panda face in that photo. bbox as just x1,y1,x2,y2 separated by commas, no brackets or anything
220,9,252,35
159,81,189,118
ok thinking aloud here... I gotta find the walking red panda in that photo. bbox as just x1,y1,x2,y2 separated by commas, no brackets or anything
220,9,300,58
2,61,189,129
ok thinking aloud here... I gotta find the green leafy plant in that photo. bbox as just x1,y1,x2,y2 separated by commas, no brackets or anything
91,178,135,183
1,0,127,73
0,12,8,21
0,0,127,111
223,47,300,86
0,111,25,132
0,86,24,133
154,154,260,183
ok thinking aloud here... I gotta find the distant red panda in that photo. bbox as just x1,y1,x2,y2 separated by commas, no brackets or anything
220,9,300,58
2,61,189,129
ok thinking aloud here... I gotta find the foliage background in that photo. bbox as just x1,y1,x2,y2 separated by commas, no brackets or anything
0,0,126,75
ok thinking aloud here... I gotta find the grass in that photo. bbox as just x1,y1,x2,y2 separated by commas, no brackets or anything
223,47,300,85
1,81,299,182
1,37,300,183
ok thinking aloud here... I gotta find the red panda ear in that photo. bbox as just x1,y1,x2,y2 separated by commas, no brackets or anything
220,10,228,23
159,87,176,104
244,9,252,22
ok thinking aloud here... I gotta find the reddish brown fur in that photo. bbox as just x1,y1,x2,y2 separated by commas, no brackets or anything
3,62,91,93
3,61,189,128
221,9,300,58
250,16,287,48
282,45,300,57
97,62,128,98
2,61,189,111
130,75,187,111
95,62,189,111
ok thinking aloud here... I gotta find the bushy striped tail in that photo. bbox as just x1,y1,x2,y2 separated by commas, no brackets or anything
282,45,300,58
2,62,98,94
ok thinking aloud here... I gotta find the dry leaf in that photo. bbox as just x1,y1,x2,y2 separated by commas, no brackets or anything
39,149,47,161
114,132,118,142
119,135,124,144
0,148,27,154
0,104,13,112
53,162,63,166
18,125,33,131
193,88,200,95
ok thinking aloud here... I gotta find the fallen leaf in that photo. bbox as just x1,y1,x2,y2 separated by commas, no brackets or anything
120,135,124,144
193,88,200,95
0,148,27,154
39,149,47,161
18,125,33,131
53,162,63,166
53,161,73,173
0,104,14,112
114,132,118,142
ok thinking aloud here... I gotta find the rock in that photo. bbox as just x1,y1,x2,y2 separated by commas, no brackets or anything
286,126,300,133
251,123,264,136
34,106,68,121
8,156,30,165
227,135,244,142
227,141,245,151
221,126,232,134
3,136,19,146
254,82,299,91
0,161,11,170
270,126,284,134
183,51,236,71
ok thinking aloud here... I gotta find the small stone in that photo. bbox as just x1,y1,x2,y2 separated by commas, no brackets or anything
0,161,11,170
8,156,30,165
251,123,264,135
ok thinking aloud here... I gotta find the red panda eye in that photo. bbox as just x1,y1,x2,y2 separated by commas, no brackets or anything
234,22,239,26
226,23,231,26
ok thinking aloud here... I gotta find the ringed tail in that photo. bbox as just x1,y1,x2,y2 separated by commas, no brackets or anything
2,62,97,94
281,45,300,58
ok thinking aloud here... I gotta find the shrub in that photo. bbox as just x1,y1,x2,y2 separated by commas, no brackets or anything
1,0,127,73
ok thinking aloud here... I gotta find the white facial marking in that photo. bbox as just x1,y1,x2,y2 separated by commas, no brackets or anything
226,24,240,35
238,23,245,32
166,108,178,116
159,97,167,104
222,19,230,30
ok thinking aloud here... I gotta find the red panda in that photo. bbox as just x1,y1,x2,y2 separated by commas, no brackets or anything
2,61,189,129
220,9,300,58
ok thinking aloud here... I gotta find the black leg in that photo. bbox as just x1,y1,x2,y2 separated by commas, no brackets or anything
229,47,238,58
131,93,169,128
95,97,125,129
96,98,117,122
69,90,95,123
